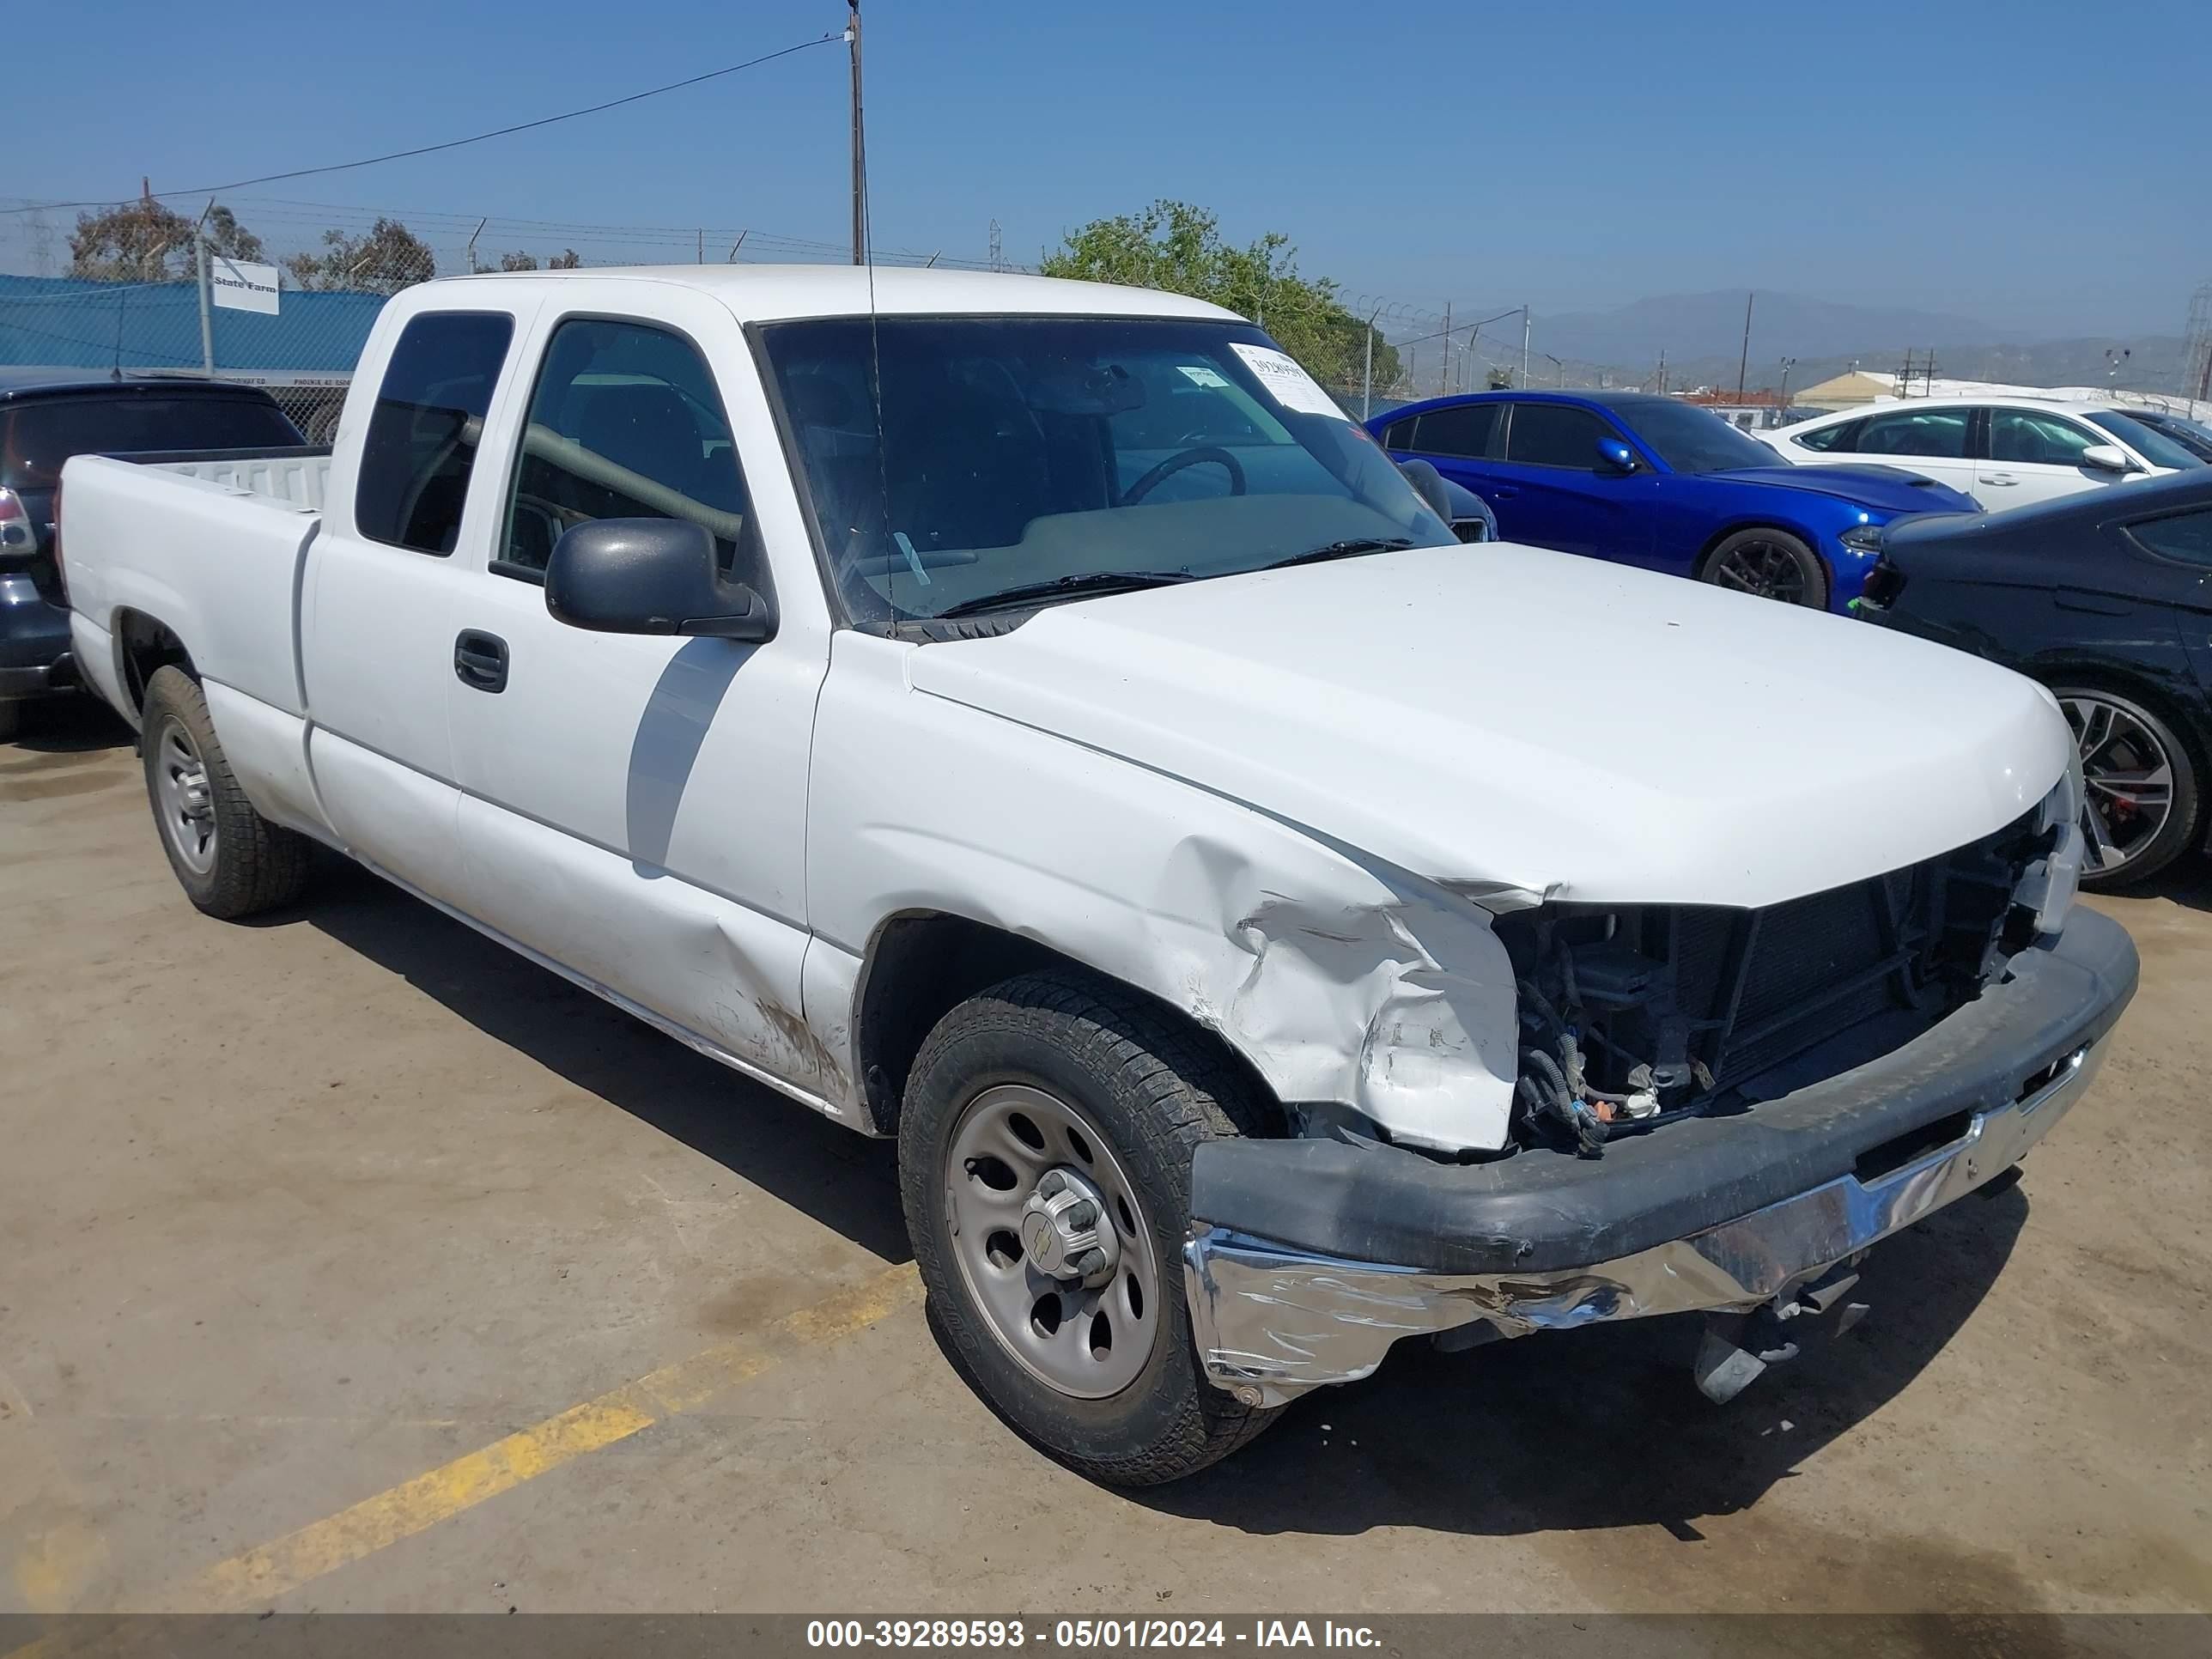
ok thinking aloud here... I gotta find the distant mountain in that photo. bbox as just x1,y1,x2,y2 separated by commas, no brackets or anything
1638,337,2191,403
1532,289,2037,372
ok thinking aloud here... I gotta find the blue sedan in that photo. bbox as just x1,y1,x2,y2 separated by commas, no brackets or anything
1369,391,1979,611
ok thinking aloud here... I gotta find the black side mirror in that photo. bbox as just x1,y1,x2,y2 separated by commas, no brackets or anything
1595,437,1639,474
545,518,775,642
1397,458,1455,523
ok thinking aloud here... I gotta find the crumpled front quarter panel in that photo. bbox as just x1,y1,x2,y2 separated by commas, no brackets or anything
807,632,1522,1151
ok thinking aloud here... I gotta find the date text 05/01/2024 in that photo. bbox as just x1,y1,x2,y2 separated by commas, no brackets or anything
805,1620,1382,1649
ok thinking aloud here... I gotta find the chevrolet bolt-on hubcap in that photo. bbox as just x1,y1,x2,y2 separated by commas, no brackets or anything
944,1083,1160,1398
152,716,217,876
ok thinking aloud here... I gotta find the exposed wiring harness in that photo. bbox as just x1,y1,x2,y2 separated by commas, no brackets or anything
1516,958,1717,1158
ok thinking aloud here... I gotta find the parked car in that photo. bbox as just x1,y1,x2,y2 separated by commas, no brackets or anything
1856,468,2212,886
2113,407,2212,464
1369,390,1978,610
1767,397,2199,512
0,370,306,738
58,267,2133,1484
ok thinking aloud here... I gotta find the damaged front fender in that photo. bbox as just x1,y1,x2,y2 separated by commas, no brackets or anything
806,634,1524,1152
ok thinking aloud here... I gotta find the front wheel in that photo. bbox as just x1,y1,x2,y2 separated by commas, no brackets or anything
2056,684,2201,888
1700,528,1828,608
141,665,311,918
898,969,1280,1486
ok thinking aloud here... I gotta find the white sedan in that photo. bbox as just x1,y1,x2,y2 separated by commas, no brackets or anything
1765,397,2201,508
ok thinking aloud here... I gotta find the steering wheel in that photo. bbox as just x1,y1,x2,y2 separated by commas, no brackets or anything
1121,446,1247,504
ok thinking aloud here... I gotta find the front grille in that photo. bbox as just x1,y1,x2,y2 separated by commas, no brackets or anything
1496,812,2045,1110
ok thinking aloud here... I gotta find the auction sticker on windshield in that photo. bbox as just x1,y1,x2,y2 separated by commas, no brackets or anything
1228,343,1349,420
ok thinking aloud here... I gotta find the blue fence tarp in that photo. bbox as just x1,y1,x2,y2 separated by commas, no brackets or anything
0,272,384,374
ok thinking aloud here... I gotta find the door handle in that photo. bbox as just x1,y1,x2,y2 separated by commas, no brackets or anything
1488,485,1520,499
453,629,509,693
1980,472,2020,485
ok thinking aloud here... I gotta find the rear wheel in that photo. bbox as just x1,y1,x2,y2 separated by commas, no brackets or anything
0,701,19,742
141,665,310,918
2056,684,2200,888
898,969,1280,1486
1700,528,1828,608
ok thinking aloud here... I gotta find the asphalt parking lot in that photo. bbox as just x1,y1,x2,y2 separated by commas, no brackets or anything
3,696,2209,1620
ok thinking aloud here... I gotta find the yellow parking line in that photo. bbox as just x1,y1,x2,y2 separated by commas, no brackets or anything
3,1261,922,1638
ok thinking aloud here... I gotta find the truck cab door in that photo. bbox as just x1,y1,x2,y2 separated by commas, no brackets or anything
303,304,537,909
441,286,836,1100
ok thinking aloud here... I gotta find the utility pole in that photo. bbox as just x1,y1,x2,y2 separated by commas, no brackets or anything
1361,303,1382,420
1438,301,1452,395
848,0,866,264
1778,356,1796,413
1522,306,1531,386
1735,290,1753,406
194,198,216,378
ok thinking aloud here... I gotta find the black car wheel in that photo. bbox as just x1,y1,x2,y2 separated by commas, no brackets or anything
1701,529,1828,609
2056,686,2202,888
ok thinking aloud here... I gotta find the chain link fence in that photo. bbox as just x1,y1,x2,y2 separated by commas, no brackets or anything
1,194,1656,439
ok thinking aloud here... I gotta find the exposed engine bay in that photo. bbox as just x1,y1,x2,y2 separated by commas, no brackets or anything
1492,808,2054,1158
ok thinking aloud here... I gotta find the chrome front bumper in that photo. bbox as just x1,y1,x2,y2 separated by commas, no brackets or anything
1184,1035,2107,1407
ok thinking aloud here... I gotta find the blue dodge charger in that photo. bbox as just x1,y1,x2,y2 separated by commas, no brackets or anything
1369,390,1979,611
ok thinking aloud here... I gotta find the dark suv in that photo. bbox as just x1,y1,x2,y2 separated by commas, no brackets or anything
1,371,306,737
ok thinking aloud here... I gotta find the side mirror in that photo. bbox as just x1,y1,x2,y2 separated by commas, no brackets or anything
1397,458,1455,523
1439,477,1497,543
2079,443,2134,475
545,518,775,641
1595,437,1640,473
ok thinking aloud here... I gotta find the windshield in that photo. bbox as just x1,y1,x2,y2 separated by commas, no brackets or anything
0,393,304,490
1620,399,1786,474
2088,410,2207,471
758,314,1452,623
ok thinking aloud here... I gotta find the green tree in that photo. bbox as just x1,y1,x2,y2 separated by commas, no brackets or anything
284,217,436,295
69,194,264,282
1040,200,1396,397
548,249,583,270
498,251,540,272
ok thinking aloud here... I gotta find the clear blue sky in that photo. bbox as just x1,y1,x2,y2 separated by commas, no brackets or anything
8,0,2204,337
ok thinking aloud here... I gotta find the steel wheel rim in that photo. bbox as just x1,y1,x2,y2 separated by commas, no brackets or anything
152,715,218,876
2062,695,2174,876
1711,539,1808,604
943,1083,1161,1400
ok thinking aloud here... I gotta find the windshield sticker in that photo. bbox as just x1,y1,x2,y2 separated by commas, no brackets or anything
1228,343,1349,421
1177,365,1231,388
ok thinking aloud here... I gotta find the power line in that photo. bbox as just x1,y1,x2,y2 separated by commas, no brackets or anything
2,33,842,216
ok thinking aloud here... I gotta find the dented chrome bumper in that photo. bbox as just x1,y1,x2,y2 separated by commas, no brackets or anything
1183,909,2136,1407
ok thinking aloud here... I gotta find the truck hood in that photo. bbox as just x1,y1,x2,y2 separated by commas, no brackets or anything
1700,463,1980,516
906,544,2069,909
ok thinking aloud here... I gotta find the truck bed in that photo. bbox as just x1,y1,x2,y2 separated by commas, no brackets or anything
61,447,331,730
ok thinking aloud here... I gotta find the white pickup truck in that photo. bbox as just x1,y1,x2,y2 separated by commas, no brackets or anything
58,266,2136,1485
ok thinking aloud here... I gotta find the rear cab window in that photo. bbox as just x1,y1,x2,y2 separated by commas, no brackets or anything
355,312,517,555
0,392,304,491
